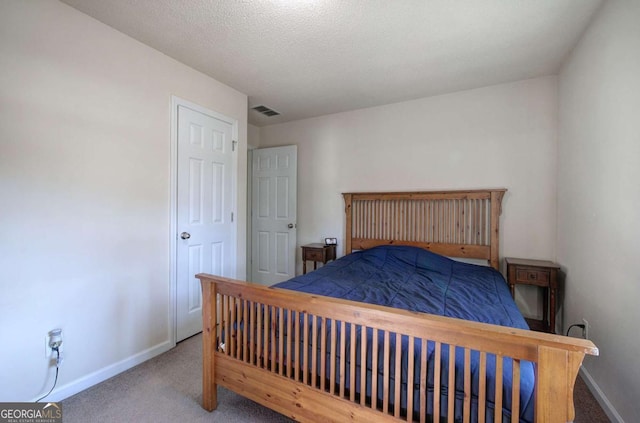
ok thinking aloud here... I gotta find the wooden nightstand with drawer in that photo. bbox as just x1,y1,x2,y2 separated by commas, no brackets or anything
505,257,561,334
301,243,336,274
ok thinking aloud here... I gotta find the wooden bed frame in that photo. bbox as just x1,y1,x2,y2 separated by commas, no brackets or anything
197,189,598,423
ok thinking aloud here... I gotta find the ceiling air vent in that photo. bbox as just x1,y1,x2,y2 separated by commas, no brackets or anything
251,105,280,117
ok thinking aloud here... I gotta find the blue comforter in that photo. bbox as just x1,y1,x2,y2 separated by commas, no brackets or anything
274,245,535,422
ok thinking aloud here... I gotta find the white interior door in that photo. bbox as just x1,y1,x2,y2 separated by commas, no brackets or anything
176,104,236,341
251,146,297,285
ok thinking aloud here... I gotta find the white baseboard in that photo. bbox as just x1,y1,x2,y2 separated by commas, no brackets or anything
580,366,625,423
31,340,175,402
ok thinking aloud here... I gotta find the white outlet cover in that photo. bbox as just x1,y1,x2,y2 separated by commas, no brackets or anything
45,333,64,358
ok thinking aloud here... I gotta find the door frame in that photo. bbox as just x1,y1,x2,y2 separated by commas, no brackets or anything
169,95,239,344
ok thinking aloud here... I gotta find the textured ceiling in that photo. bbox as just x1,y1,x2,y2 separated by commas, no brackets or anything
61,0,602,126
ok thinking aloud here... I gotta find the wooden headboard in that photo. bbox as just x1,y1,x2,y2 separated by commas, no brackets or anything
342,189,506,269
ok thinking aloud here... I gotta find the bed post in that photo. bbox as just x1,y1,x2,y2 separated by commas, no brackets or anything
535,345,584,422
201,278,218,411
489,190,506,270
343,193,353,255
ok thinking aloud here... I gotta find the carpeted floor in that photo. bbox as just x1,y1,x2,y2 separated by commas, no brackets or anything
573,370,610,423
62,334,292,423
61,334,609,422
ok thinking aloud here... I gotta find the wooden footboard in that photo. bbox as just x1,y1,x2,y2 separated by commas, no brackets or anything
198,275,598,423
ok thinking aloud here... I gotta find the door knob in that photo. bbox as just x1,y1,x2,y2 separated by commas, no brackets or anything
180,232,191,240
288,223,295,229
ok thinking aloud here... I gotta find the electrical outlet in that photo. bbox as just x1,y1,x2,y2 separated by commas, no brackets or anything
582,319,589,339
45,329,63,358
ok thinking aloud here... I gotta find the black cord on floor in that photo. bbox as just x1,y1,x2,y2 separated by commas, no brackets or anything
36,348,60,403
566,323,585,337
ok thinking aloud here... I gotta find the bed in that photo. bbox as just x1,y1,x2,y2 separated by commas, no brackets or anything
197,189,598,423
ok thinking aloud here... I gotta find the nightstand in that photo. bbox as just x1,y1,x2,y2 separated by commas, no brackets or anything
301,243,336,274
505,257,561,334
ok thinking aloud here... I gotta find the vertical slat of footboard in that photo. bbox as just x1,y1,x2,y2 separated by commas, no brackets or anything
294,311,300,381
478,352,487,423
216,294,222,350
463,348,471,423
494,355,503,423
320,317,327,392
350,325,357,401
256,301,262,366
406,335,415,422
382,331,390,414
264,305,270,370
420,338,427,423
286,309,292,378
271,306,277,372
433,342,441,422
394,333,401,418
448,345,456,422
303,313,309,385
312,314,318,388
249,300,255,365
330,318,336,394
242,299,248,362
236,298,241,358
339,321,346,397
223,295,229,356
511,359,520,423
230,297,237,358
360,326,368,406
237,299,243,359
371,329,379,411
278,307,284,375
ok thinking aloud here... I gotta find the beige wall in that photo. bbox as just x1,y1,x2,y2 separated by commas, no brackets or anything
248,123,261,149
0,1,247,401
558,1,640,421
258,76,559,318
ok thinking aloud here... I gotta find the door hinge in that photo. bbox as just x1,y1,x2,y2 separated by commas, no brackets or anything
232,140,238,151
231,212,234,222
